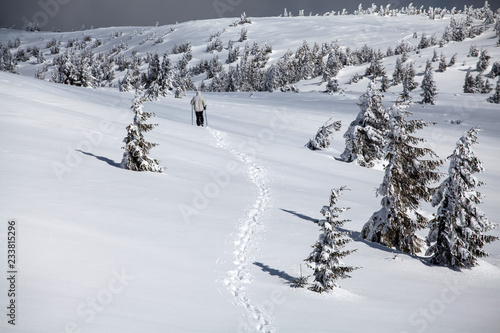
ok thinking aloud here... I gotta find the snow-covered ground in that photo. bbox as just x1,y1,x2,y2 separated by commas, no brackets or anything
1,11,500,333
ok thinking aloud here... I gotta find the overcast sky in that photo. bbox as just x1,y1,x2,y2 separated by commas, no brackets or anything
0,0,495,31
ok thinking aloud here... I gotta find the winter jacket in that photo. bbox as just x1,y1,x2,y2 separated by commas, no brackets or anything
191,91,206,112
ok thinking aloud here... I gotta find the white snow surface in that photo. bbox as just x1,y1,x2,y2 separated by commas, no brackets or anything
1,13,500,333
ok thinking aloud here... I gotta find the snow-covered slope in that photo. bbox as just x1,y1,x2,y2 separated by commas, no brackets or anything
1,11,500,333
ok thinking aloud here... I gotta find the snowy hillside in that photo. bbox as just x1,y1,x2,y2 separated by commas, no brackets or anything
1,6,500,333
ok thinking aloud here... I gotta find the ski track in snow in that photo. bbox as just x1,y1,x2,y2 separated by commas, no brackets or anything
208,128,274,333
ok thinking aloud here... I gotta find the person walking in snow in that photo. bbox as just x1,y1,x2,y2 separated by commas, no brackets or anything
191,91,207,127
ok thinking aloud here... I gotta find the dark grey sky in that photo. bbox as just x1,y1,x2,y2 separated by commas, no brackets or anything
0,0,495,31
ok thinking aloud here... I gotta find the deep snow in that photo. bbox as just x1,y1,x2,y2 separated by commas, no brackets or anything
1,11,500,333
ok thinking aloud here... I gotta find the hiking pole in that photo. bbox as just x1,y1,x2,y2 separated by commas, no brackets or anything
191,105,194,126
204,106,208,127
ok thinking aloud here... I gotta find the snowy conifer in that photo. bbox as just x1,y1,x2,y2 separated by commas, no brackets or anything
476,49,491,72
323,51,342,82
489,61,500,79
448,53,457,67
325,77,339,93
431,49,439,62
438,53,447,72
121,89,163,172
341,80,388,167
475,74,493,94
463,68,477,93
426,127,498,267
468,44,479,58
305,187,358,293
400,76,412,103
119,70,135,92
380,72,390,92
392,57,405,86
361,102,442,255
306,119,342,150
496,14,500,45
421,60,438,104
487,77,500,103
405,63,418,91
365,51,384,78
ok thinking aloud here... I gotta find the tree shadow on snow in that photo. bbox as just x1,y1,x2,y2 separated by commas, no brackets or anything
280,209,318,224
77,150,122,168
338,226,434,263
253,262,297,285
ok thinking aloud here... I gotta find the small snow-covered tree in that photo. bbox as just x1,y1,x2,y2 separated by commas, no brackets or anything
305,187,358,293
306,119,342,150
431,49,439,62
487,77,500,104
121,89,163,172
341,80,388,167
325,77,339,93
476,74,493,94
448,53,457,67
365,51,384,78
476,49,491,72
463,68,477,93
468,44,480,57
421,60,438,104
119,70,135,92
392,57,405,86
400,76,413,103
426,127,498,267
405,63,418,91
360,102,442,255
496,14,500,45
380,72,390,92
438,53,447,72
489,61,500,79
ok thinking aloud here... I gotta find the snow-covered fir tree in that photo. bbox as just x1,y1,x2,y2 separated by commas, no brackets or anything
476,49,491,72
496,13,500,45
341,80,388,167
305,187,358,293
431,49,439,62
405,63,418,91
476,74,493,94
487,77,500,104
421,60,438,104
463,68,477,93
121,89,163,172
365,51,384,78
323,50,342,82
448,53,457,67
392,57,405,86
306,119,342,150
400,76,413,103
426,127,498,267
438,53,447,72
489,61,500,79
380,72,390,92
468,44,480,57
360,101,442,255
325,77,340,93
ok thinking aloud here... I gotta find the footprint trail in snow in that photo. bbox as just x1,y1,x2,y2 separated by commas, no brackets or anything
209,128,274,333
